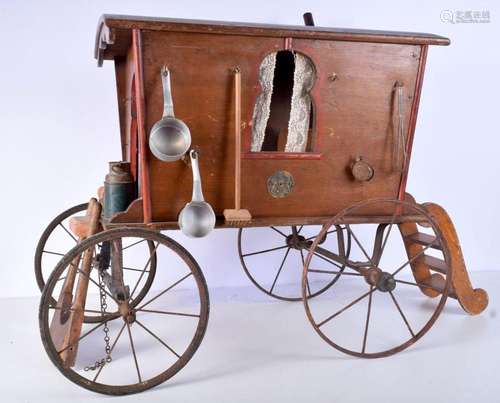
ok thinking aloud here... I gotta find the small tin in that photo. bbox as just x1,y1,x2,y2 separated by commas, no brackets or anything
103,161,135,218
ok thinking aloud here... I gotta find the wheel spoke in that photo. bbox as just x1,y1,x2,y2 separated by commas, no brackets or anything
75,266,120,305
129,242,160,300
123,267,150,273
93,322,126,382
305,228,338,242
391,242,435,277
242,244,288,258
43,250,65,257
137,273,193,311
137,309,199,318
135,319,181,358
126,323,142,382
389,291,415,337
307,268,362,276
122,238,147,251
345,225,376,267
310,251,344,271
59,223,77,243
394,279,443,294
361,286,374,354
297,225,304,234
270,226,287,238
269,248,291,293
317,288,375,328
57,321,106,354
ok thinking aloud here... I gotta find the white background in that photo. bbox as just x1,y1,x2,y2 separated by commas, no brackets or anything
0,0,498,298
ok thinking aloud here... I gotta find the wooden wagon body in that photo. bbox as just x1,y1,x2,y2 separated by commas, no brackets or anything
95,15,449,226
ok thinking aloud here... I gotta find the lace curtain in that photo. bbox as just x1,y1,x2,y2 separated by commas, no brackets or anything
250,51,315,153
286,53,315,152
250,53,276,152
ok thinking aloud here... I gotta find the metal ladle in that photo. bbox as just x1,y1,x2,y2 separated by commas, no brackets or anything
178,150,216,238
149,66,191,162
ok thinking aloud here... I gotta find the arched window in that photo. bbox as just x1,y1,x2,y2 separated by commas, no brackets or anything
250,50,316,154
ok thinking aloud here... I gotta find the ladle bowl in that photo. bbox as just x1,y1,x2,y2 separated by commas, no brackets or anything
149,66,191,162
178,150,216,238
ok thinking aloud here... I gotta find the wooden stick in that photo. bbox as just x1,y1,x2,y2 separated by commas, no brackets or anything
234,67,242,210
223,68,251,224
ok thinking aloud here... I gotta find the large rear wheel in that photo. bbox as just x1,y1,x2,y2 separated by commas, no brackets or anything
302,199,452,358
39,228,209,395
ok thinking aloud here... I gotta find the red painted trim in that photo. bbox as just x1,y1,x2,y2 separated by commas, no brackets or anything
397,45,428,201
242,151,322,160
129,75,138,183
129,117,138,182
132,29,152,223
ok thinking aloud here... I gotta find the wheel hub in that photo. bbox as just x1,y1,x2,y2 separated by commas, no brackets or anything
122,309,136,324
286,234,306,249
376,272,396,292
362,267,396,292
118,300,136,323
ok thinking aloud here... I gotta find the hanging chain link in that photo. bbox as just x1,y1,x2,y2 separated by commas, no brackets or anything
84,254,113,372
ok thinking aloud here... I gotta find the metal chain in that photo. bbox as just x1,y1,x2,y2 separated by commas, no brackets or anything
84,257,113,371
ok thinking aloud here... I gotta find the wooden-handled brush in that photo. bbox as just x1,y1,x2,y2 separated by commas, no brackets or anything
223,67,252,225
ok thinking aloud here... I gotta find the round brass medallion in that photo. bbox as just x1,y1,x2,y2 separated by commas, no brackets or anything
267,170,294,198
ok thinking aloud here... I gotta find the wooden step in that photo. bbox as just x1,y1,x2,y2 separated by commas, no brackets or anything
421,274,457,299
419,255,448,274
405,232,442,250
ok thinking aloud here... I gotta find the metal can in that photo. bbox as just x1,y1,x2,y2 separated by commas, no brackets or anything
103,161,135,218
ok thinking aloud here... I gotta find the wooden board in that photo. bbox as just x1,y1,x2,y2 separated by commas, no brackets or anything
95,14,450,65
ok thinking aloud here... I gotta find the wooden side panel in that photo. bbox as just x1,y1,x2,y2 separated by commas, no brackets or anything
243,40,420,218
142,31,283,221
140,31,421,221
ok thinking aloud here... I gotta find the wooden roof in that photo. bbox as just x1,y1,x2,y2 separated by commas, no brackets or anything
95,14,450,66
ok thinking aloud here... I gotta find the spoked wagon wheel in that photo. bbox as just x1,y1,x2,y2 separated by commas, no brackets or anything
35,203,88,293
303,199,452,358
238,225,351,301
34,203,157,323
40,228,209,395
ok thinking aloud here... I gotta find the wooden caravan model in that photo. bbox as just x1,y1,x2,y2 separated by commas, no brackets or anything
34,14,488,395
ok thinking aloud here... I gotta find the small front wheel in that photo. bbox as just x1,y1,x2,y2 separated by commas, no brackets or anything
34,204,157,323
238,225,351,301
